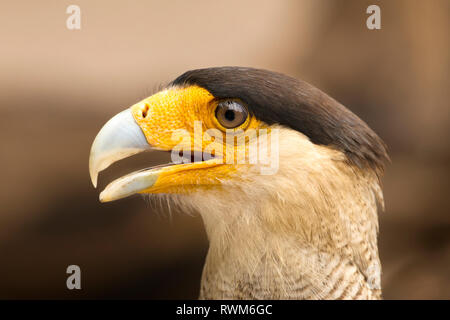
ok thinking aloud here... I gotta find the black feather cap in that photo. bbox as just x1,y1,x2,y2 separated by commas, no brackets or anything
171,67,389,174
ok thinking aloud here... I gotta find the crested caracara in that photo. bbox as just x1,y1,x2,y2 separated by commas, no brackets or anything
89,67,388,299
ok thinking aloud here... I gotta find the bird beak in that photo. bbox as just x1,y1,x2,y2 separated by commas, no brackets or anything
89,108,159,202
89,87,234,202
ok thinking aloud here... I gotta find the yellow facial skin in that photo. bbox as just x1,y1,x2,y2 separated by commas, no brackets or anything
129,85,263,194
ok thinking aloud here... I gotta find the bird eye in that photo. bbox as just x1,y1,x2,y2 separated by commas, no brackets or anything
215,100,249,129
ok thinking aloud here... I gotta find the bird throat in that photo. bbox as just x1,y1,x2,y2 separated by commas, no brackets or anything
186,165,383,299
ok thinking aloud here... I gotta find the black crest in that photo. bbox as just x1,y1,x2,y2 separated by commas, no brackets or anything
171,67,388,174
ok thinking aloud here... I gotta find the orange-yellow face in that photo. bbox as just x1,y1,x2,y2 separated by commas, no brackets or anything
89,85,267,202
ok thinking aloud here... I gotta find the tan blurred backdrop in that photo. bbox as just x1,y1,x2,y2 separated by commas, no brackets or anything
0,0,449,299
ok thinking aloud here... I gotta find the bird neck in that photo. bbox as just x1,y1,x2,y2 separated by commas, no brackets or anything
183,161,383,299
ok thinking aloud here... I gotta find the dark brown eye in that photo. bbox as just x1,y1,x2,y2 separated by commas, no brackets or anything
215,100,249,129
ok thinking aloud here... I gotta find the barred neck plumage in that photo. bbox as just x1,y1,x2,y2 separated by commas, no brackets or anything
172,127,384,299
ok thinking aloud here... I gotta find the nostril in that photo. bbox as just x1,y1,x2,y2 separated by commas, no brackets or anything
142,104,149,118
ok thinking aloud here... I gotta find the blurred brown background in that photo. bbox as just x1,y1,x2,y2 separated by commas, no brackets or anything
0,0,449,299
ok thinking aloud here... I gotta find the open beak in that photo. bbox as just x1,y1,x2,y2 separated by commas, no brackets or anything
89,106,224,202
89,108,162,202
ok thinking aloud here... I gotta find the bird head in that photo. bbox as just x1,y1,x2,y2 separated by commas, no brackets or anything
89,67,389,299
89,81,268,201
89,67,388,239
